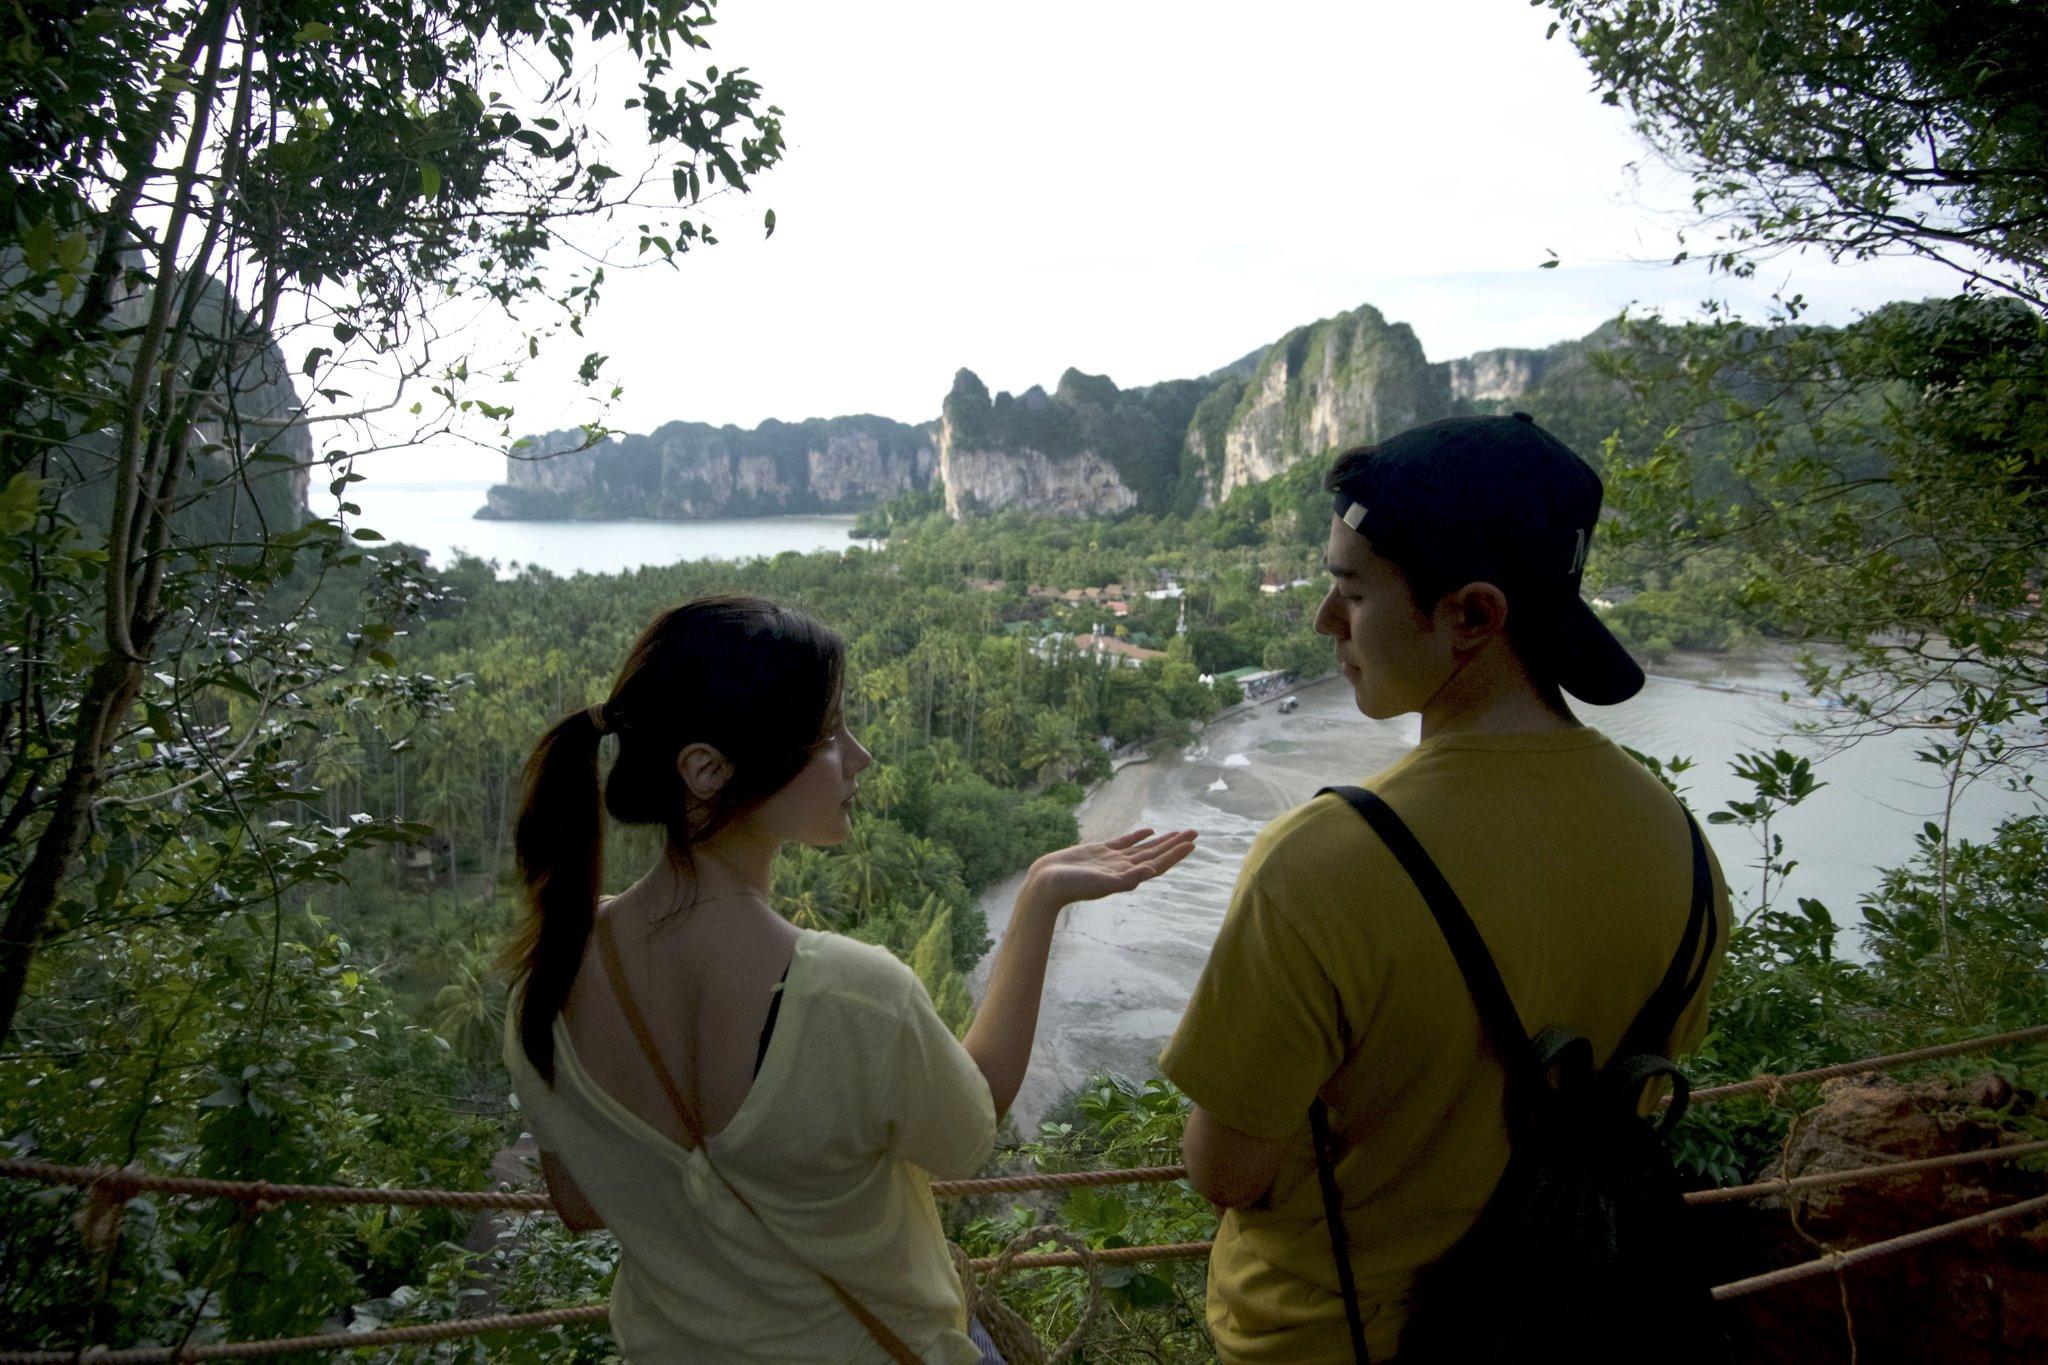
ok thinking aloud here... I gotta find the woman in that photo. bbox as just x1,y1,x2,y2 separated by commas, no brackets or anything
501,595,1196,1362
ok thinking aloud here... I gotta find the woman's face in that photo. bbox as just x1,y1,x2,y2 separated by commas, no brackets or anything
749,693,871,847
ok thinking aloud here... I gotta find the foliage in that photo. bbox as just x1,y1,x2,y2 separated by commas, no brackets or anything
0,914,502,1349
956,1077,1215,1363
1,0,788,1040
1,0,787,1350
1591,297,2048,783
1626,743,2048,1187
1545,0,2048,309
1705,748,1827,920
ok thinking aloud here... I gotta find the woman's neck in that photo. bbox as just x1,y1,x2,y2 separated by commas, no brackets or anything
668,824,778,902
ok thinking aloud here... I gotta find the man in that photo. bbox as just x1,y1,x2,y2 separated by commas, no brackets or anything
1161,413,1729,1363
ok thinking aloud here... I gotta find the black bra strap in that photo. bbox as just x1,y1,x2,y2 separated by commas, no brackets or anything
751,966,790,1080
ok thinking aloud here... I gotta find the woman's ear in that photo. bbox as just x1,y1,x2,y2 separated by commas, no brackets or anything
676,742,734,802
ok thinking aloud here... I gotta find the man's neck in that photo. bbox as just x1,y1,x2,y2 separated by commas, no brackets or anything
1418,647,1580,741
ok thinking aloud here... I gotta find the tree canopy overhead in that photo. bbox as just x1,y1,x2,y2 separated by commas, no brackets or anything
1545,0,2048,310
0,0,785,1039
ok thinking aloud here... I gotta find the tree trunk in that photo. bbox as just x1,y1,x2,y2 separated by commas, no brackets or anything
0,656,143,1043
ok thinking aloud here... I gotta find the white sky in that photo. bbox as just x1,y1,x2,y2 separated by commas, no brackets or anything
374,0,1961,483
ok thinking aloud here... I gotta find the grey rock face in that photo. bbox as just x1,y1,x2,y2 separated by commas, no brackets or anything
7,247,314,534
1217,305,1453,496
1444,347,1555,404
939,440,1139,518
935,367,1144,518
483,415,937,520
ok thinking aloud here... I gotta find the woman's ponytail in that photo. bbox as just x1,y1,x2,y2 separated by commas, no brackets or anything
498,595,844,1083
502,705,608,1083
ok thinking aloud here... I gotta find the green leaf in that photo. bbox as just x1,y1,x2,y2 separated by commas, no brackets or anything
18,217,57,270
294,20,334,43
0,472,46,532
763,208,776,238
207,672,261,702
145,702,176,743
419,161,442,199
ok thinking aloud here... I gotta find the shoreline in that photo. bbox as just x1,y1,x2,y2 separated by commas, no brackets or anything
962,641,1916,1129
1046,644,1812,844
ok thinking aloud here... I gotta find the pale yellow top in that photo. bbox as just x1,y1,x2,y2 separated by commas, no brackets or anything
504,929,997,1363
1162,728,1729,1363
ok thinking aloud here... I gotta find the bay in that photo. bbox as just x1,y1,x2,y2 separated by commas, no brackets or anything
343,480,868,577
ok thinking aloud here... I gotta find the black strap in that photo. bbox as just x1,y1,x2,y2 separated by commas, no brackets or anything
752,966,790,1080
1614,815,1717,1069
1310,1098,1370,1364
1308,783,1717,1362
1318,785,1547,1117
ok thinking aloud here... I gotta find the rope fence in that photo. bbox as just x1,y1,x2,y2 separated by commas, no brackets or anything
5,1023,2046,1360
1686,1022,2048,1105
932,1163,1186,1199
0,1306,611,1365
1685,1138,2048,1206
0,1159,554,1214
1709,1190,2048,1301
12,1187,2042,1365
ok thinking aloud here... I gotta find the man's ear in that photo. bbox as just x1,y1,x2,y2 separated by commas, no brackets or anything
1445,581,1510,649
676,743,734,802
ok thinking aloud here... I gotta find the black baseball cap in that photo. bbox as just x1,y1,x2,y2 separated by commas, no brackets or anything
1324,411,1644,706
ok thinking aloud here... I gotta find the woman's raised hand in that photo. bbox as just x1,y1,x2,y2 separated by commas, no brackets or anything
1024,827,1198,907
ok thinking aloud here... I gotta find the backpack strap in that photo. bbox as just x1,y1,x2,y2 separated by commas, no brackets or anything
1318,786,1546,1115
1613,812,1718,1072
594,914,925,1365
1310,1097,1370,1364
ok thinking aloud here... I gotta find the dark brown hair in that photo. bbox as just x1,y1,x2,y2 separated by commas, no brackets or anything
502,594,845,1082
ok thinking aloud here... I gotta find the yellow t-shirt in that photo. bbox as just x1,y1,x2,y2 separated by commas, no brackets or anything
1160,727,1728,1364
504,929,997,1363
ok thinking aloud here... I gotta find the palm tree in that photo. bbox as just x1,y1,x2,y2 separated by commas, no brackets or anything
430,939,506,1064
783,887,836,931
864,763,908,818
1023,712,1084,786
830,818,914,917
977,693,1022,780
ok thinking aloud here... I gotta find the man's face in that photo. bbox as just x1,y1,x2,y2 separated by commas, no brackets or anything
1314,515,1452,719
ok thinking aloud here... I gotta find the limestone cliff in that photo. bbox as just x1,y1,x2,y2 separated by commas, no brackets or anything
481,414,936,520
1446,346,1559,403
1214,304,1452,497
475,305,1623,524
936,368,1208,518
18,253,313,537
1439,324,1621,459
